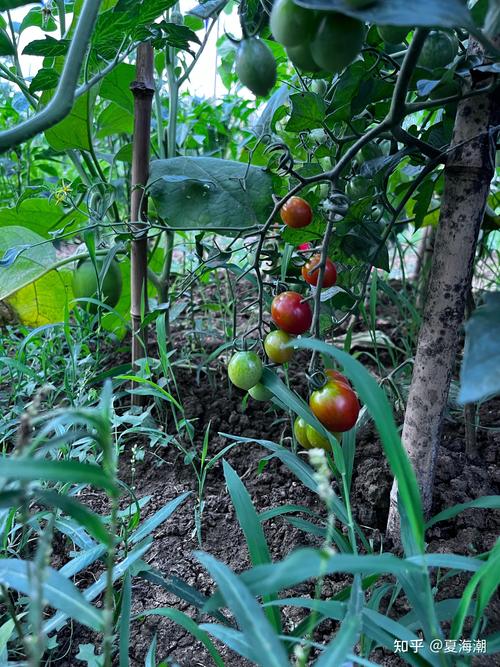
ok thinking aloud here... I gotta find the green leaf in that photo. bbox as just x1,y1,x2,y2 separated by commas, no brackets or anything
138,608,224,667
36,490,112,547
199,624,256,662
0,197,85,237
29,67,60,93
45,92,95,152
100,63,135,113
315,577,363,666
295,0,473,28
147,157,274,232
119,572,131,667
0,27,14,55
0,559,104,631
20,6,57,33
286,338,425,551
285,92,325,132
196,552,289,667
23,36,69,56
223,461,281,632
189,0,228,20
0,458,117,495
459,292,500,403
44,539,153,634
128,491,191,544
206,549,420,610
97,103,133,138
426,495,500,530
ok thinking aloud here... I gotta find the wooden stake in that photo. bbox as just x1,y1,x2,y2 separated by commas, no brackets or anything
130,43,154,405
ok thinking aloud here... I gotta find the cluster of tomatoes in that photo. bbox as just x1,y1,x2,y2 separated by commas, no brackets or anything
227,195,360,453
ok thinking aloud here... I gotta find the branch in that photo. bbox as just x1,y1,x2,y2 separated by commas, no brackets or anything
0,0,102,153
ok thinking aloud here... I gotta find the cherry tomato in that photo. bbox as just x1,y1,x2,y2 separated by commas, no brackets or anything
301,255,337,288
305,424,331,451
248,383,273,401
264,330,294,364
280,197,313,228
228,351,263,390
298,242,312,251
293,417,311,448
325,369,351,389
271,291,312,335
310,381,360,432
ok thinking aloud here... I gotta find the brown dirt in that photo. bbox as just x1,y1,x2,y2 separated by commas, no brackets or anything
50,359,500,667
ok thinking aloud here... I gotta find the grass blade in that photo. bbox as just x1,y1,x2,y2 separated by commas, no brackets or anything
196,551,289,667
0,558,104,632
138,608,224,667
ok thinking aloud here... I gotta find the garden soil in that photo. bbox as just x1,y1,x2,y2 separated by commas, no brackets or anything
52,361,500,667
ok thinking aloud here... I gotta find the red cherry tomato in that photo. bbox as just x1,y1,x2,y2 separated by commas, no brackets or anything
280,196,313,228
298,242,312,251
301,254,337,288
309,381,360,432
271,291,312,335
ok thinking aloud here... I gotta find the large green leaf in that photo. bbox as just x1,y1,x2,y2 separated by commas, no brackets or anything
100,63,135,113
295,0,473,28
0,226,74,326
0,226,59,300
459,292,500,403
0,27,14,55
0,199,86,237
45,92,95,152
0,559,104,632
147,157,274,232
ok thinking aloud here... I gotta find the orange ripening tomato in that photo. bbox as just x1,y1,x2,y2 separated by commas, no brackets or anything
301,255,337,288
280,196,313,228
325,369,352,388
310,381,360,432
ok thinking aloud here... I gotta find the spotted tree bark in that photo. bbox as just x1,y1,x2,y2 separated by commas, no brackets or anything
387,40,499,536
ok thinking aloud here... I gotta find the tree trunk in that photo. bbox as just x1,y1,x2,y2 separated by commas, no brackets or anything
130,43,154,405
387,39,499,537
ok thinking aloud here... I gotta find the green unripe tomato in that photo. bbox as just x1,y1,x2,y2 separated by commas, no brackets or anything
305,424,330,451
248,383,273,401
310,79,328,96
310,13,365,74
293,417,311,449
286,43,321,72
418,31,459,70
356,142,383,165
270,0,318,47
377,25,410,44
346,175,376,200
72,258,122,312
264,330,294,364
228,351,263,390
235,38,277,96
